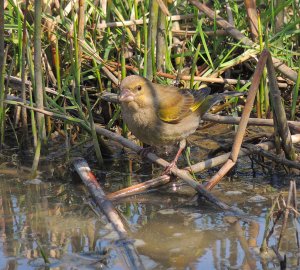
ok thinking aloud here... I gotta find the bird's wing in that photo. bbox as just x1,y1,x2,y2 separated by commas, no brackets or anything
187,88,211,112
156,85,211,123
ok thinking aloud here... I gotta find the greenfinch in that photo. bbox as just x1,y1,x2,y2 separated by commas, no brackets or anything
119,75,238,170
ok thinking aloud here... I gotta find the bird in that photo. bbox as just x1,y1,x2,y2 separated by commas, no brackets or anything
119,75,240,173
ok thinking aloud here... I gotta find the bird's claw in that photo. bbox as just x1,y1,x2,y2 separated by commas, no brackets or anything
162,161,177,175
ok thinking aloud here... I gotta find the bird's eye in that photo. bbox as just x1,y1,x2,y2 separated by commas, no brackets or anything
137,85,142,91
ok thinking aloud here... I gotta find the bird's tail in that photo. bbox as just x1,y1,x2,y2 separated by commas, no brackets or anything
197,91,245,117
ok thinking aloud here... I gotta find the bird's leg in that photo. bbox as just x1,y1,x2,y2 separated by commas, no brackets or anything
163,140,186,175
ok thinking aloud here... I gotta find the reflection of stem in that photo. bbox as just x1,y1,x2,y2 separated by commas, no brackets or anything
260,197,278,252
229,237,238,268
291,181,300,249
277,181,293,249
212,242,219,270
219,239,226,267
265,209,283,245
272,246,286,269
248,221,259,248
232,220,257,270
123,159,132,188
260,181,299,268
36,239,50,263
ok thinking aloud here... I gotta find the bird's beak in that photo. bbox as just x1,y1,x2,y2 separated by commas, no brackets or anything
119,88,135,102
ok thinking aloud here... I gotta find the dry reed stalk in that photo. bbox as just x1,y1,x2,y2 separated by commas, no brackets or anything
157,71,288,88
107,175,171,200
78,0,85,66
172,29,227,36
147,0,159,80
0,0,5,146
98,14,196,28
34,0,46,140
202,114,300,128
21,0,29,146
156,0,167,72
244,0,258,41
266,52,296,160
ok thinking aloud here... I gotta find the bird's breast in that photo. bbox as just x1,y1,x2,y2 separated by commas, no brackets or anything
121,104,200,146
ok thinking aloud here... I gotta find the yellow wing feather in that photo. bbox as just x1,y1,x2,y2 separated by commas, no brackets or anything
156,85,211,123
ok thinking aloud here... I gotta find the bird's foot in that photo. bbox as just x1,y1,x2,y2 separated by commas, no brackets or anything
162,141,185,175
162,161,178,175
137,146,155,158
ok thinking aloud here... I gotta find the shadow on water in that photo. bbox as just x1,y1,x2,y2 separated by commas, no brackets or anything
0,132,299,269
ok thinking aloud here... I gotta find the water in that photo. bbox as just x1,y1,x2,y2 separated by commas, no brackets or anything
0,131,299,269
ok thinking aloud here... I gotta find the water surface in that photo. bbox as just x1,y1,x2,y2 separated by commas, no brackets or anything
0,128,299,269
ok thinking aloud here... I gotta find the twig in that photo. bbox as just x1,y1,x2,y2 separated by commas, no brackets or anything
3,99,88,127
72,158,145,270
107,175,171,201
157,71,255,85
156,0,170,16
172,29,227,37
5,75,64,96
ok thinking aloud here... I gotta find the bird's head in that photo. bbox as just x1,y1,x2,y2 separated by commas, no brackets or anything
119,75,154,108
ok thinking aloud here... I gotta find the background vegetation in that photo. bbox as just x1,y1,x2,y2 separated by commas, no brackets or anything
0,0,299,173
